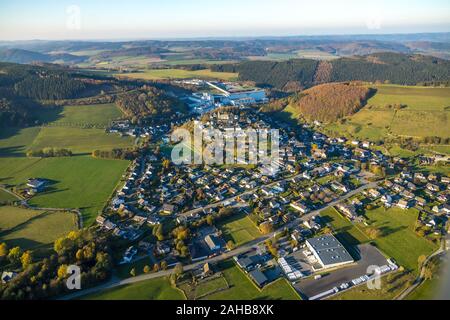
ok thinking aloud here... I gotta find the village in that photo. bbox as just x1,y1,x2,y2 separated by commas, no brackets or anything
83,89,450,300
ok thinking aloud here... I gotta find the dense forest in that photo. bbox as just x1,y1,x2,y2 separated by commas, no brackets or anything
115,86,186,120
212,52,450,90
288,83,373,123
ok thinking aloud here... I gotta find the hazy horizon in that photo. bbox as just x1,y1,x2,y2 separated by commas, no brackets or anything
1,0,450,41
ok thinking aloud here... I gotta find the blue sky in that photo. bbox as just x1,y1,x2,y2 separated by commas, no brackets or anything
1,0,449,40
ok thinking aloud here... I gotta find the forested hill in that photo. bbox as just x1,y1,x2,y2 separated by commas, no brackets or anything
211,52,450,90
115,86,187,121
287,83,374,123
0,62,99,125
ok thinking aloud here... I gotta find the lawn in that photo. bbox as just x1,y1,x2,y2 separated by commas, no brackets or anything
330,271,415,300
0,156,130,226
116,68,238,81
0,206,77,251
360,206,439,274
204,260,300,300
82,277,186,300
217,212,262,246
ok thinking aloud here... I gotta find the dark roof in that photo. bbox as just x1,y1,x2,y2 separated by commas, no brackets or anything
248,269,268,287
189,243,209,260
306,234,354,267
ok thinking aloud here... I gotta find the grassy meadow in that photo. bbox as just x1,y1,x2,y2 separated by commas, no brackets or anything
0,206,77,251
320,85,450,154
361,207,438,274
116,68,238,81
0,156,129,226
0,103,133,226
321,205,438,275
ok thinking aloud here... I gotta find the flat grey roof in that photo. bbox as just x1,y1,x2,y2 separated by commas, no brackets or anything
306,234,354,267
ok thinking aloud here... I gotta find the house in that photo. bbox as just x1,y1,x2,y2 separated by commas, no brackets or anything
189,243,209,262
249,269,268,288
336,203,357,219
1,271,18,284
415,197,427,207
368,189,381,198
290,201,310,214
426,183,440,192
331,181,348,193
161,204,176,215
26,178,47,192
205,235,222,252
432,204,450,215
120,246,138,264
381,194,393,204
397,199,413,210
156,241,171,255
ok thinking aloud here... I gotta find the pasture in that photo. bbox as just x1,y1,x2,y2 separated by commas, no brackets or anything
82,277,186,300
0,206,77,251
322,85,450,151
0,103,133,156
359,206,438,274
217,212,262,246
116,68,238,81
29,127,133,155
47,103,124,128
0,156,129,226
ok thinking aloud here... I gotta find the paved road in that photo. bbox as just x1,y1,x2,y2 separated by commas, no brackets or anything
59,177,377,300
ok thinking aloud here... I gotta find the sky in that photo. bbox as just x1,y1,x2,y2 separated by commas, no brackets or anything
0,0,449,41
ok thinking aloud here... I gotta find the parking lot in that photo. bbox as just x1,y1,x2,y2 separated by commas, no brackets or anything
294,244,388,299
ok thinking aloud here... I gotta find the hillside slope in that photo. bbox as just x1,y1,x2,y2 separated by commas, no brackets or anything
288,83,373,123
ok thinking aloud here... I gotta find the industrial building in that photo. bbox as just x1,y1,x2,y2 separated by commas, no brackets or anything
305,234,354,270
206,81,268,106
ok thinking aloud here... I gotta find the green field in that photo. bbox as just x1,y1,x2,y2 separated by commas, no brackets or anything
0,156,129,226
361,206,438,273
82,277,186,300
46,104,124,128
321,205,438,275
322,85,450,148
116,68,238,81
204,260,300,300
320,207,369,247
0,104,133,156
0,189,18,203
217,212,262,246
29,127,133,155
0,206,77,251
